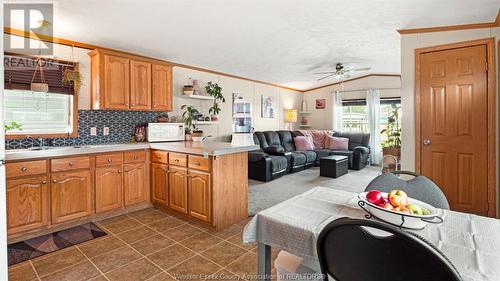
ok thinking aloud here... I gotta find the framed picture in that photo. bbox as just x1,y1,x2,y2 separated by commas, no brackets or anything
316,99,326,109
261,95,276,118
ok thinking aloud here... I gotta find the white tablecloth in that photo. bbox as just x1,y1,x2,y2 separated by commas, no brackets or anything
243,187,500,281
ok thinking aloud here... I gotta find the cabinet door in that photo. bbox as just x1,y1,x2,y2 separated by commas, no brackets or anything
95,165,123,213
188,170,211,222
168,166,188,214
104,55,130,109
152,64,172,111
123,163,148,206
130,60,152,110
151,163,168,207
7,176,49,235
51,170,93,224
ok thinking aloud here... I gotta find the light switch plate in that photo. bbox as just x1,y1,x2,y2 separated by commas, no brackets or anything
103,127,110,136
90,127,97,136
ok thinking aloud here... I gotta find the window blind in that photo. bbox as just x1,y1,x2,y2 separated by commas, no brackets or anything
4,53,76,95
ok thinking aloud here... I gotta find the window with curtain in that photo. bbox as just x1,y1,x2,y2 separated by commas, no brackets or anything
341,98,401,133
3,54,77,136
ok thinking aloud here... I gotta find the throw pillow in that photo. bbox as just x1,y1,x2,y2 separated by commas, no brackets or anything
327,136,349,150
294,136,314,151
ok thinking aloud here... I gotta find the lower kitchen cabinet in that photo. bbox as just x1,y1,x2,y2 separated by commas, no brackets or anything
95,165,124,213
51,170,93,224
169,166,188,214
151,163,169,207
123,163,148,206
6,176,49,235
188,170,211,222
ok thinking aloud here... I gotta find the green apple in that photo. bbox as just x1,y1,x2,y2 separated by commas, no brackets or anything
388,190,408,207
421,207,431,215
407,204,423,215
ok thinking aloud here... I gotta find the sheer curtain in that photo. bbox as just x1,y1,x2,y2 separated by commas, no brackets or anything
332,90,342,131
367,89,382,165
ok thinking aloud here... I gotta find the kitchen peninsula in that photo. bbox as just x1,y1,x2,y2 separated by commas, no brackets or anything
5,141,258,242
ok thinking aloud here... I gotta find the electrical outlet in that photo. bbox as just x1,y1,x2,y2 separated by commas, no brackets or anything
90,127,97,136
103,127,110,136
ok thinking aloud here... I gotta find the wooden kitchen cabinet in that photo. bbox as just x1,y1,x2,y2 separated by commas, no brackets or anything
188,170,211,222
6,176,49,235
169,166,188,214
152,64,172,111
95,165,123,213
130,60,152,110
50,170,93,224
104,54,130,109
123,163,148,206
151,163,169,207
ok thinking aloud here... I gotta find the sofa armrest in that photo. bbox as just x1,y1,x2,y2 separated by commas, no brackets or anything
264,147,288,156
352,146,369,154
248,151,269,162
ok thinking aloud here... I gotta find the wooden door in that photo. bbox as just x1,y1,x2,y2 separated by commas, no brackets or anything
152,64,172,111
104,55,130,109
419,44,489,215
123,163,147,206
168,166,188,214
6,176,49,234
130,60,152,110
188,170,211,222
51,170,93,224
151,163,169,207
95,165,123,213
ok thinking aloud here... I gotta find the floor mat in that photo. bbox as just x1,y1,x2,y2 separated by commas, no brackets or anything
8,222,107,266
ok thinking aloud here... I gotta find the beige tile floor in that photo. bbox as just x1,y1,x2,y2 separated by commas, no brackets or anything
8,208,279,281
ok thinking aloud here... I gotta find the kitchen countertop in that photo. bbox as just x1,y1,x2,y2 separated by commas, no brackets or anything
5,141,259,161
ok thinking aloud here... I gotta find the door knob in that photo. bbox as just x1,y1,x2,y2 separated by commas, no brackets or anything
423,139,431,145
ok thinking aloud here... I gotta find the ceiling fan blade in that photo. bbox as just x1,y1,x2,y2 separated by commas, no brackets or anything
317,73,336,81
353,67,371,71
314,71,336,75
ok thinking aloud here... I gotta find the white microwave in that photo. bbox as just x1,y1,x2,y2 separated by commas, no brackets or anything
148,123,185,142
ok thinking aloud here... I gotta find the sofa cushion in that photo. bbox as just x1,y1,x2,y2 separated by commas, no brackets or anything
264,131,285,150
248,151,268,162
294,136,314,151
254,132,269,149
269,155,288,173
333,132,370,150
327,136,349,150
296,130,334,149
297,150,316,163
277,130,296,152
313,149,331,161
290,152,307,167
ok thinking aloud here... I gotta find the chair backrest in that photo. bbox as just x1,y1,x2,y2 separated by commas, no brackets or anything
277,130,296,152
365,171,450,209
317,217,462,281
264,131,285,150
332,132,370,150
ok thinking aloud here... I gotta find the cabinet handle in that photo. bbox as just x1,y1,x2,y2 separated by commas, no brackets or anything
52,179,57,183
118,169,122,173
124,170,129,173
107,158,112,163
174,159,179,162
153,104,157,107
21,167,28,172
41,180,47,184
194,162,200,166
69,162,74,166
133,155,138,159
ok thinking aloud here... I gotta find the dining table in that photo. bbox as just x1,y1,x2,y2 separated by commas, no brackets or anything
243,187,500,281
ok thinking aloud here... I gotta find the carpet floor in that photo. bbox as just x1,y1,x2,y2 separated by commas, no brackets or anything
248,166,380,215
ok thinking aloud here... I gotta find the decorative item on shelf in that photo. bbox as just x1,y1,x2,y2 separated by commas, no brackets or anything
301,100,308,112
204,116,210,121
285,109,297,130
300,115,309,126
192,129,204,142
155,113,169,123
192,79,205,96
205,81,225,121
30,58,49,93
169,116,178,123
134,124,147,142
181,104,200,141
381,104,402,159
185,127,192,141
183,85,194,95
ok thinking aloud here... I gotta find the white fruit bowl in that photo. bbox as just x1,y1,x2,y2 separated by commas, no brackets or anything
358,192,443,230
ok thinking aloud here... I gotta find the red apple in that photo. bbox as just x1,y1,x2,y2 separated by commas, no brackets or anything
388,190,408,207
377,202,394,211
366,190,383,205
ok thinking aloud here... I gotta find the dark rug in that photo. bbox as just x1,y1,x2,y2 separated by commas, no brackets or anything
8,222,107,266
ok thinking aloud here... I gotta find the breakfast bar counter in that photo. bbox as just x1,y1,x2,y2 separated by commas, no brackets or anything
149,141,259,156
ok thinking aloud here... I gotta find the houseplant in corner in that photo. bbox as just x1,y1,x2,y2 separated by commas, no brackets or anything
205,81,225,121
380,104,401,158
181,104,201,141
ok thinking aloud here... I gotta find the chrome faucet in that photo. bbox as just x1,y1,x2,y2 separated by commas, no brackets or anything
37,138,44,149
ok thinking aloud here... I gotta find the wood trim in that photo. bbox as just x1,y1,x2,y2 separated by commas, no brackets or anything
304,74,401,92
4,27,305,92
398,9,500,34
414,38,496,217
498,39,500,219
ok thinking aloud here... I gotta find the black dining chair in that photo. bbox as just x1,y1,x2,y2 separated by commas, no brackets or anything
317,217,462,281
365,170,450,209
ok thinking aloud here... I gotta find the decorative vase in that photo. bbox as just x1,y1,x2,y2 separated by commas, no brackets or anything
210,115,218,122
382,146,401,159
185,134,192,141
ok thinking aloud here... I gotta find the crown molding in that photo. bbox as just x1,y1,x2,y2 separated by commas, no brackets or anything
304,74,401,92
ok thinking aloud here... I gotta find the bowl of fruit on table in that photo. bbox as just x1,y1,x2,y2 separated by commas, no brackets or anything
358,190,443,229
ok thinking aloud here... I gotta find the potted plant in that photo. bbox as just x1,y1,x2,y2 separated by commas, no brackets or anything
181,105,200,141
4,121,22,132
205,81,225,121
63,68,83,92
380,104,402,158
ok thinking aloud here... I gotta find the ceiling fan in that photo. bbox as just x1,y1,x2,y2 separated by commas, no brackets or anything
315,63,371,81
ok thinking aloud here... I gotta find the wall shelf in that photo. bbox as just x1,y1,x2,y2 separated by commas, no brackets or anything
194,121,219,125
186,94,214,100
299,111,311,114
299,124,311,127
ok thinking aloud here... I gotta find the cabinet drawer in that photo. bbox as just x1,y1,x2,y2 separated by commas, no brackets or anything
51,156,90,172
124,150,146,163
6,160,47,178
169,152,187,167
188,155,210,172
151,150,169,164
96,153,123,167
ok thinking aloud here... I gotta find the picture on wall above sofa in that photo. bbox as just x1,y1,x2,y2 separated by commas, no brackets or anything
261,95,276,118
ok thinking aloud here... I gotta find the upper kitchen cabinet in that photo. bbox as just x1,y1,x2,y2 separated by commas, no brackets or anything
89,48,172,111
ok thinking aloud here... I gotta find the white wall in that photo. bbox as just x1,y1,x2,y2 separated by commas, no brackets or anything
400,27,500,171
303,75,401,130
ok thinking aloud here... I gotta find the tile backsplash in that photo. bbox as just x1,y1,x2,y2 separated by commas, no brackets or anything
5,110,168,150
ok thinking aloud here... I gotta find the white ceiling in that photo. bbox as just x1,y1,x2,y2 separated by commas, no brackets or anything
8,0,500,90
